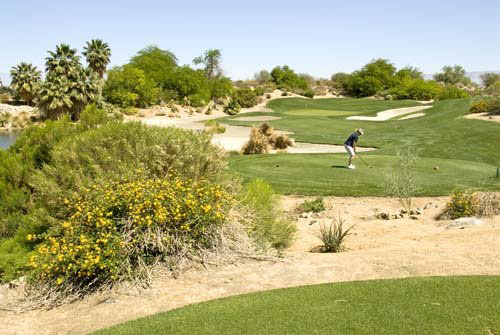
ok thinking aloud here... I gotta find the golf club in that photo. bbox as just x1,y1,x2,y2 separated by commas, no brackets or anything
357,153,372,168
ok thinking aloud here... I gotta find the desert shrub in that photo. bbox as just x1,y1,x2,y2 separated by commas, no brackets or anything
389,79,442,100
239,179,295,249
243,127,270,154
441,189,479,219
315,215,353,253
281,92,288,96
270,66,309,91
433,65,471,86
233,88,258,108
274,134,293,149
253,87,264,96
476,192,500,217
266,94,272,99
164,66,210,103
303,89,315,98
436,85,470,100
29,177,232,292
129,45,178,88
469,99,490,113
485,97,500,115
204,120,226,134
120,106,138,115
384,145,419,214
223,99,241,115
297,197,325,213
209,77,233,100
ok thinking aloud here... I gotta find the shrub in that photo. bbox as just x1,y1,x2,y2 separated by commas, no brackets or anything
469,99,489,113
274,134,293,149
384,145,419,214
120,106,137,115
233,88,258,108
281,92,288,96
243,127,270,154
204,120,226,134
223,99,241,115
486,97,500,115
303,89,315,98
253,87,265,96
29,177,232,291
476,192,500,217
441,189,479,219
239,179,295,249
270,65,309,91
315,215,353,253
266,94,272,99
297,198,325,213
436,85,470,100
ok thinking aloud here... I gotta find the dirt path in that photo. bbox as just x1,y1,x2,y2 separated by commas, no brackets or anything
2,196,500,335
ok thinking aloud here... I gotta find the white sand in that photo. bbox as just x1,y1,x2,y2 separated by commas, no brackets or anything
464,112,500,124
398,112,426,120
347,106,433,121
232,116,282,122
284,142,375,154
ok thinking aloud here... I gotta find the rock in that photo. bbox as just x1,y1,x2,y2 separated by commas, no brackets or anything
400,209,408,215
378,212,390,220
309,220,317,226
399,213,405,218
416,208,423,215
446,217,484,229
391,214,399,219
410,215,418,220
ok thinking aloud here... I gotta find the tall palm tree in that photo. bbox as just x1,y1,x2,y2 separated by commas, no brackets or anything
45,44,81,76
193,49,222,80
10,62,42,105
38,75,73,119
83,39,111,79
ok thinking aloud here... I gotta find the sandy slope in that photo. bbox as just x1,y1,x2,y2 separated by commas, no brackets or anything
2,196,500,335
347,106,433,121
464,113,500,124
398,112,426,120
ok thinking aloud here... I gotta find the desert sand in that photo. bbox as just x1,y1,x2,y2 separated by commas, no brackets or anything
399,112,426,120
464,112,500,124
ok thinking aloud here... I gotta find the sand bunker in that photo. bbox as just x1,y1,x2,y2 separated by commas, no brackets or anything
232,116,282,122
464,113,500,124
284,143,375,154
399,113,426,120
347,106,432,121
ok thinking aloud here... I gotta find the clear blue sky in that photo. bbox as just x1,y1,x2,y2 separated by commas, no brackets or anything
1,0,499,80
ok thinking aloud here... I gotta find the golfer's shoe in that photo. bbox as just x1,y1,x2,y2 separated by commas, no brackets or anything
348,164,356,169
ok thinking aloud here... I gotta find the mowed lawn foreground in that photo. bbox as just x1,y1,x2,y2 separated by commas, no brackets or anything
224,98,500,195
93,276,500,335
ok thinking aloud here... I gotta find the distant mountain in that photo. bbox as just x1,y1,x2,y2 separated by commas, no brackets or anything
424,71,500,85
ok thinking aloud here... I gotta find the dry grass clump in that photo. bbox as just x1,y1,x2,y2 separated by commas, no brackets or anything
243,123,293,154
476,192,500,217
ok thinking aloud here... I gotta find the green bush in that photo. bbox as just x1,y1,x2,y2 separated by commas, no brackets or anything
164,66,210,102
486,97,500,115
389,79,442,100
120,106,138,115
253,87,265,96
297,197,325,213
233,88,258,108
239,179,295,249
103,65,159,107
29,177,231,290
303,89,315,98
436,85,470,100
270,66,309,91
223,99,241,115
441,189,479,219
469,99,490,113
209,77,233,100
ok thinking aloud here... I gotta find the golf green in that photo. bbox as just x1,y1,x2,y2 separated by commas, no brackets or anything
93,276,500,335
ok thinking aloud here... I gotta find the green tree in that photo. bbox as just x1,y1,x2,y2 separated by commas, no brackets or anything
193,49,223,80
270,65,309,90
254,70,271,84
433,65,471,85
10,62,42,105
130,45,178,87
480,72,500,88
103,65,159,108
209,76,233,100
396,66,423,80
83,39,111,79
41,44,98,120
358,59,397,88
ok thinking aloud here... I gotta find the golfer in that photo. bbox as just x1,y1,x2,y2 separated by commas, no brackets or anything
344,128,364,169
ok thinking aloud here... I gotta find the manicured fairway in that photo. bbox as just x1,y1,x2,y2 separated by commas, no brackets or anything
94,276,500,335
222,98,500,195
229,154,500,196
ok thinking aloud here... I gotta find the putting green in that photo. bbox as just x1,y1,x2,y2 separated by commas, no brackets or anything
229,154,500,196
93,276,500,335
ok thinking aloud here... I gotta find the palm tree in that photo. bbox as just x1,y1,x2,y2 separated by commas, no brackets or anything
45,44,81,76
10,62,42,105
38,75,73,119
83,39,111,79
193,49,222,80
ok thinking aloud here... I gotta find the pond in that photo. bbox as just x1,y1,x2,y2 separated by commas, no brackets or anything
0,131,19,149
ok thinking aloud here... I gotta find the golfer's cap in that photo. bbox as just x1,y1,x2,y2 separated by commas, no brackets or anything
356,128,364,135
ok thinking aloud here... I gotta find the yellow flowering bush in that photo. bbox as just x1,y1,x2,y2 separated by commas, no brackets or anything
443,189,479,219
29,177,231,290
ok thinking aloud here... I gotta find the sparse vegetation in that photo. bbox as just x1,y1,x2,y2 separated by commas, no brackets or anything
297,197,325,213
242,123,293,155
314,215,353,253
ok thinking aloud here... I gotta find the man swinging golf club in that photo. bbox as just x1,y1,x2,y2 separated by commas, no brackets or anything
344,128,364,169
